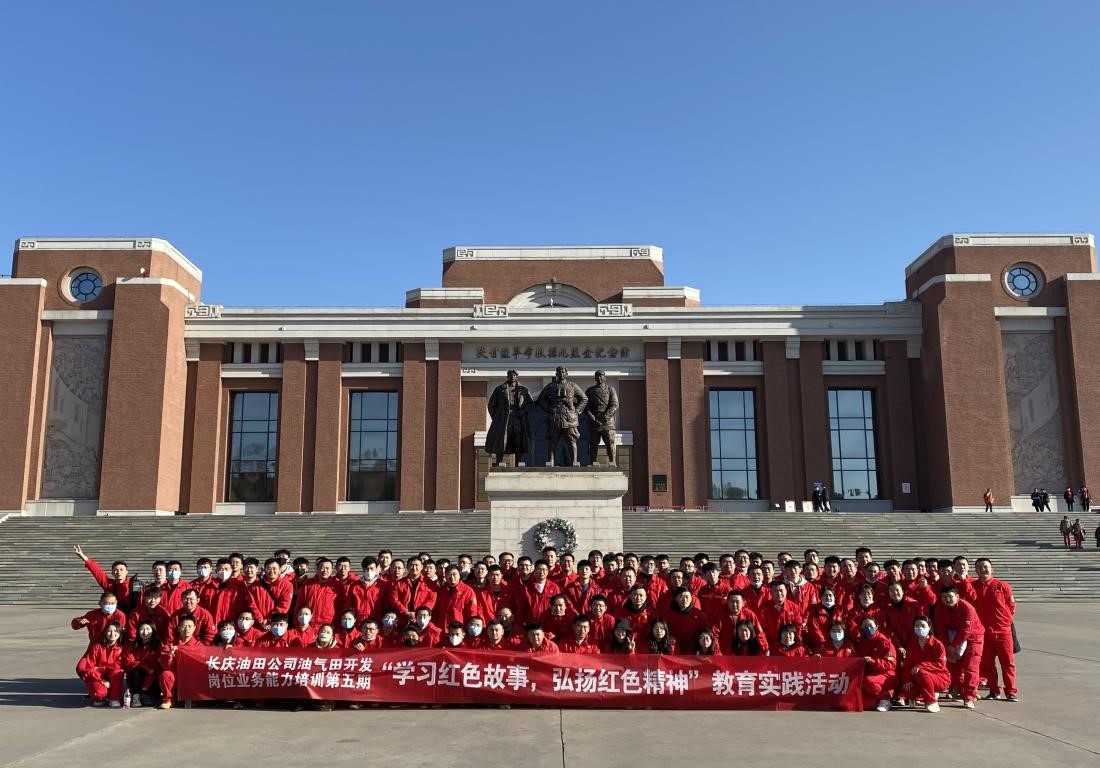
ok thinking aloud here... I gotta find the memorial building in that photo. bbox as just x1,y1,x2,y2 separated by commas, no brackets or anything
0,234,1097,519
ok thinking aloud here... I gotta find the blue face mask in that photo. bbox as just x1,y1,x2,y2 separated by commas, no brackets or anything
862,626,877,638
168,570,181,580
297,614,311,627
382,617,396,628
271,625,287,637
914,626,930,638
220,628,235,641
467,625,483,637
830,631,845,642
198,567,211,579
101,604,117,615
341,618,355,630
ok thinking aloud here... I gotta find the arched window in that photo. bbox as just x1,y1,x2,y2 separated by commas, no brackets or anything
508,283,597,309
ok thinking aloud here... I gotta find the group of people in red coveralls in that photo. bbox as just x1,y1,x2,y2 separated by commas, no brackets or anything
70,543,1018,713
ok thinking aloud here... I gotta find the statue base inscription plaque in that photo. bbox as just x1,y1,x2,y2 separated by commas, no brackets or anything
485,467,626,558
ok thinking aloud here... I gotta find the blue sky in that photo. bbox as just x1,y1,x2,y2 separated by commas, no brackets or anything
2,2,1097,308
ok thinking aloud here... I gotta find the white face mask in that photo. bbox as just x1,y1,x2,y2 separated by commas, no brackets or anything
822,598,835,608
830,631,845,642
914,626,930,638
363,570,378,582
416,617,430,629
218,570,232,582
449,635,463,646
237,619,254,631
297,614,311,626
220,628,235,641
198,567,211,579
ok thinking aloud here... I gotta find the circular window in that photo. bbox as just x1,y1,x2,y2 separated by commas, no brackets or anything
67,270,103,303
1004,264,1042,299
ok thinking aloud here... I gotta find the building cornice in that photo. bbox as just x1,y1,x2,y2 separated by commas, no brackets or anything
15,237,202,281
905,233,1093,279
911,273,991,299
443,245,663,264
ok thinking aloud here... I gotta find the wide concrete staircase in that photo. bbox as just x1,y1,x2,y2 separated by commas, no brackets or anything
0,510,1095,606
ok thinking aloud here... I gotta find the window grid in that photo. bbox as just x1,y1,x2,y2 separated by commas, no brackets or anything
828,389,879,500
227,392,279,502
708,389,759,500
347,391,399,501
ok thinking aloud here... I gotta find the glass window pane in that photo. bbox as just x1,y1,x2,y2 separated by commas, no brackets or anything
839,430,867,458
347,390,399,502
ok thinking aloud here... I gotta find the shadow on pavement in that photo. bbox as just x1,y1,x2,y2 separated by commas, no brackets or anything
0,677,89,708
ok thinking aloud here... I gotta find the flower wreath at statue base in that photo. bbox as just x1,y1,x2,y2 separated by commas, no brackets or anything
532,517,578,554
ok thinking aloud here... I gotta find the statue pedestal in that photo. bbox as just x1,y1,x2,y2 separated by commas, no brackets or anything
485,468,627,557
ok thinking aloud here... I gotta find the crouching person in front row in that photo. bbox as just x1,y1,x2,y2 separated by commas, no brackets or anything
77,621,125,707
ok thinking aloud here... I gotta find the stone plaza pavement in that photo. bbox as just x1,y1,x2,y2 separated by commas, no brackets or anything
0,603,1097,768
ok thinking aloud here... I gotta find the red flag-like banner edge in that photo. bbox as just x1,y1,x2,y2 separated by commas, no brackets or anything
178,646,864,711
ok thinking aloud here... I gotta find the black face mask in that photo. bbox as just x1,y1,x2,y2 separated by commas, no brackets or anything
403,638,418,647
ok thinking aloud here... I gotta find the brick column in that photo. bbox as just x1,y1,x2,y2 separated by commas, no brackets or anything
644,342,672,508
311,343,344,513
399,343,427,511
916,279,1014,509
276,343,307,513
186,344,223,513
882,340,919,510
0,279,46,512
99,279,190,513
797,340,829,500
679,342,709,509
1065,276,1100,484
434,343,462,511
761,340,795,504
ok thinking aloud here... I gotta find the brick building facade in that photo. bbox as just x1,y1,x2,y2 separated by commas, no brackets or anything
0,235,1095,517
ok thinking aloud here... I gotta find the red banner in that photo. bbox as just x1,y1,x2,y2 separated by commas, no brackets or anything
177,646,863,711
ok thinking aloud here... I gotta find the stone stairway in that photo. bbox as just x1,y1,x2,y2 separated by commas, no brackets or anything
0,510,1095,606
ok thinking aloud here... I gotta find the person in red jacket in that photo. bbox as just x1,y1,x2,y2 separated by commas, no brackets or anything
412,605,443,647
439,621,468,648
586,596,616,649
714,591,767,655
168,590,216,644
71,592,128,650
661,587,711,651
900,615,951,712
845,584,883,640
816,621,854,658
73,545,136,613
288,606,319,647
563,562,604,615
257,558,294,623
159,561,191,614
387,557,438,626
293,558,340,626
333,610,360,648
854,616,897,712
694,628,720,656
473,565,511,625
758,582,804,646
539,594,577,641
643,619,678,655
479,620,514,651
880,582,921,653
741,565,771,612
434,566,479,628
205,559,250,625
782,560,819,616
973,558,1018,701
697,564,731,626
350,619,385,652
77,621,126,706
901,560,937,616
932,585,985,708
234,608,264,646
519,623,560,654
157,614,206,709
805,586,846,653
613,584,657,638
512,560,562,627
122,620,161,707
125,587,171,642
936,561,977,605
256,613,293,649
604,618,637,655
772,623,807,658
558,615,601,655
341,557,385,621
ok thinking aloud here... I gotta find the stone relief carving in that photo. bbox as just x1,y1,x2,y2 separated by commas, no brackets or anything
41,336,106,499
1002,332,1066,493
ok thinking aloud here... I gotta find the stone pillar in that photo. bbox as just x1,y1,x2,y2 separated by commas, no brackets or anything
276,343,307,513
311,343,344,513
0,279,47,512
99,278,190,513
644,342,672,508
399,343,427,511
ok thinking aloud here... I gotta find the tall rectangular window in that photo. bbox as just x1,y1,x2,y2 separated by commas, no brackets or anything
348,391,399,501
708,389,759,500
828,389,879,500
228,392,279,502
